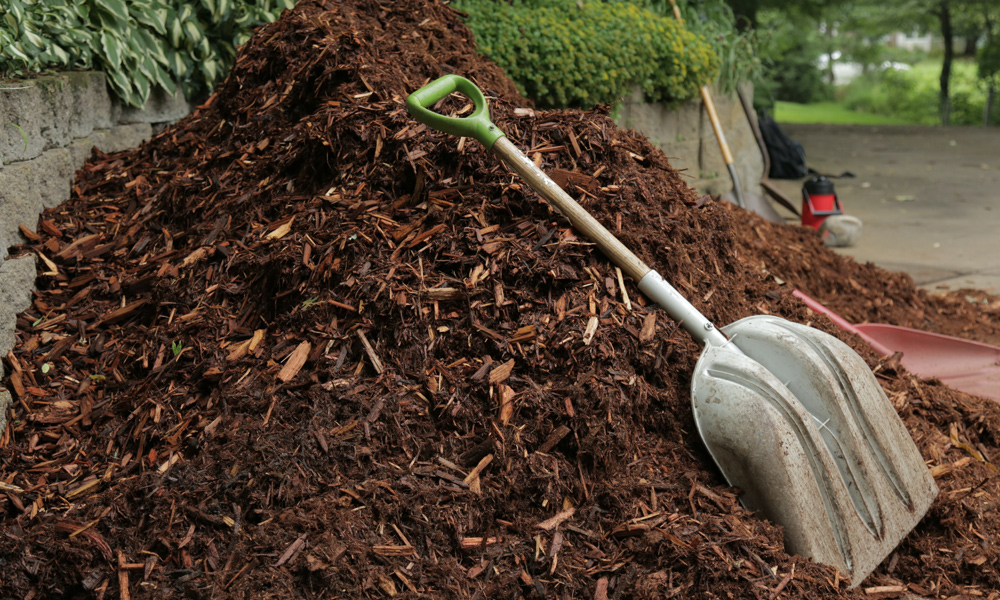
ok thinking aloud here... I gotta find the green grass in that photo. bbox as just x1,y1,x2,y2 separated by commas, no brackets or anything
775,101,917,125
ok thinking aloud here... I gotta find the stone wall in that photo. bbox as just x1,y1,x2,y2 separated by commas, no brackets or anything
614,84,763,197
0,72,189,430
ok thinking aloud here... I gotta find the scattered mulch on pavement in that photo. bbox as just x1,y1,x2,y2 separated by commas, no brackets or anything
2,0,1000,598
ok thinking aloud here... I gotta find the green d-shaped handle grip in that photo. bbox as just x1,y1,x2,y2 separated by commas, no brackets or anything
406,75,505,149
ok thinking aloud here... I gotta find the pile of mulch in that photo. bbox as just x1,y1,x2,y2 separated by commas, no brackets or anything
2,0,1000,598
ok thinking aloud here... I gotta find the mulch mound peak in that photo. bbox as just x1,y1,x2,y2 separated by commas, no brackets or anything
3,1,1000,598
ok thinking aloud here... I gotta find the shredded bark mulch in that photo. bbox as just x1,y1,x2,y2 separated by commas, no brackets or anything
3,1,1000,598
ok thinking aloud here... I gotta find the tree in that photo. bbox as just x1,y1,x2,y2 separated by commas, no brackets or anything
936,0,954,124
748,0,985,125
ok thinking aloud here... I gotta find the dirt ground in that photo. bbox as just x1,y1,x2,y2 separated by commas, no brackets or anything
766,124,1000,294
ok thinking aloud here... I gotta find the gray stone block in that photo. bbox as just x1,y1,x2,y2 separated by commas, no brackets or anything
612,83,765,198
660,139,702,179
100,123,152,153
68,123,151,167
623,102,674,146
0,82,47,164
118,83,189,125
0,147,74,251
0,255,36,356
0,72,114,166
35,77,75,151
68,130,111,167
65,71,115,135
0,159,46,251
699,134,729,181
675,100,701,143
36,147,75,209
0,390,10,437
700,92,735,143
691,177,732,197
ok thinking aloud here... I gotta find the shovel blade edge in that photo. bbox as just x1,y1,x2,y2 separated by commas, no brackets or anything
691,315,937,587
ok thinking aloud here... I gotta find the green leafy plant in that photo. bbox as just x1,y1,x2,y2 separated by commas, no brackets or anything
0,0,295,107
171,340,183,357
457,0,719,108
979,36,1000,87
635,0,763,96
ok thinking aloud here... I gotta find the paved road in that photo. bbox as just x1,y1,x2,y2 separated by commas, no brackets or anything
764,124,1000,295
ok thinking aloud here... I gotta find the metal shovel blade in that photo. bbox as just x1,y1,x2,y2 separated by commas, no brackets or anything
692,315,937,586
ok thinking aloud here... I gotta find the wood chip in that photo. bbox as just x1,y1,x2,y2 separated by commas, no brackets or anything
117,551,131,600
373,545,415,557
498,385,514,425
639,313,656,342
463,453,493,485
18,223,41,241
357,330,383,374
615,267,631,311
582,316,599,345
266,217,294,240
458,536,501,550
534,507,575,531
277,341,311,382
594,577,609,600
488,359,514,384
863,585,906,599
275,534,308,566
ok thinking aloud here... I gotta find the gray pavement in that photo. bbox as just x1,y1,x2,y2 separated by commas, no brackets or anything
764,124,1000,295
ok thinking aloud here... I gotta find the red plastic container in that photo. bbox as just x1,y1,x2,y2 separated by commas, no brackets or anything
801,176,843,229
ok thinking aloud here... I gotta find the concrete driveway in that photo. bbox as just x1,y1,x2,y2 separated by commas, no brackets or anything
764,124,1000,295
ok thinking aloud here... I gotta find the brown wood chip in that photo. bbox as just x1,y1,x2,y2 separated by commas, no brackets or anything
277,341,311,382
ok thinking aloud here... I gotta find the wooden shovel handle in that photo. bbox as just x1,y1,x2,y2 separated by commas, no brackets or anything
492,137,651,283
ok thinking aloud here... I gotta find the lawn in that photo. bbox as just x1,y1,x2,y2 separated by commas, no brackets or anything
774,101,917,125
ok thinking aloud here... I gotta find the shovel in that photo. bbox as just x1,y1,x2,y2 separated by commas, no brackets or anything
406,75,937,586
795,289,1000,401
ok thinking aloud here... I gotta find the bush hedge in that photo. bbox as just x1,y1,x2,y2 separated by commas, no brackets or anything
0,0,294,107
459,0,719,108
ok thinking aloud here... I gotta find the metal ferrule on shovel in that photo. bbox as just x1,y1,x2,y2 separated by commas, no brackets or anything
406,75,937,587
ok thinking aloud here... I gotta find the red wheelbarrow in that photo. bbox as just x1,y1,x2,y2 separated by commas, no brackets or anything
794,290,1000,402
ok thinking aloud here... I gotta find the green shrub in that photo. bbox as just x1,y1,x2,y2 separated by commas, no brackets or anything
841,60,989,126
459,0,719,108
634,0,763,96
0,0,295,107
979,36,1000,86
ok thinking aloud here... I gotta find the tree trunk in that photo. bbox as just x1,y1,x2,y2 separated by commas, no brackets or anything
986,85,996,127
939,0,953,126
963,33,979,57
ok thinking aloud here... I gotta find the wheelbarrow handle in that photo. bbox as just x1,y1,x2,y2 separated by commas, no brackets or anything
405,75,505,149
406,76,729,347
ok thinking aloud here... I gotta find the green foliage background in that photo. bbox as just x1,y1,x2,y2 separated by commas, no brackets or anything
842,59,994,126
633,0,763,96
753,8,832,110
0,0,294,107
457,0,720,108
